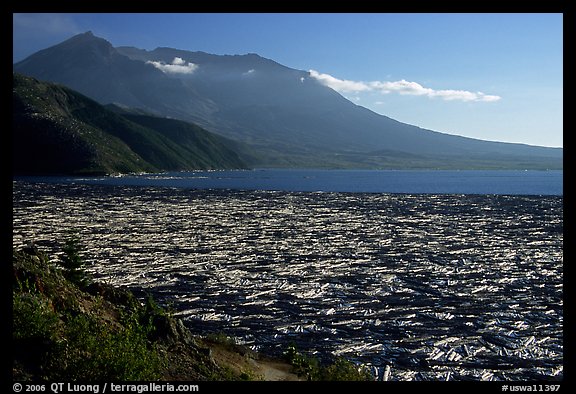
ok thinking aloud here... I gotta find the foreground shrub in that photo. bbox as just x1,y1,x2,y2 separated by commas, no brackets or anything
284,344,372,381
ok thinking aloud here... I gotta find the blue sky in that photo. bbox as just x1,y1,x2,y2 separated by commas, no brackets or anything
13,13,563,148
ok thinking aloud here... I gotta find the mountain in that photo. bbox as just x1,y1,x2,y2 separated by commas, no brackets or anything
12,73,247,175
14,32,562,169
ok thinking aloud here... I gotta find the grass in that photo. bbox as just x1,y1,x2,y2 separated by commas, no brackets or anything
51,312,164,380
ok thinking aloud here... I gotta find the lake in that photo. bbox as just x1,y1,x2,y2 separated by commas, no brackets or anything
12,170,563,381
14,169,563,195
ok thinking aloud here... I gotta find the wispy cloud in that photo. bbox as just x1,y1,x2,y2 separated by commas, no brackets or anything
308,70,371,93
309,70,501,103
147,57,198,74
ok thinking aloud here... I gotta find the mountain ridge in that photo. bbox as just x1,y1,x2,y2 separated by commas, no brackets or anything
12,73,247,175
13,32,562,170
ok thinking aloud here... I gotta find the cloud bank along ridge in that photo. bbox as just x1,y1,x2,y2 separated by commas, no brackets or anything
308,69,501,102
138,55,500,103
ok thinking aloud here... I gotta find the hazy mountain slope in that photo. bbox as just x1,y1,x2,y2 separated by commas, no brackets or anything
14,32,562,169
12,73,247,175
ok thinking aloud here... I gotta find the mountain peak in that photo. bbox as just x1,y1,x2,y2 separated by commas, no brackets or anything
23,31,117,63
63,31,111,48
73,30,94,38
62,31,104,44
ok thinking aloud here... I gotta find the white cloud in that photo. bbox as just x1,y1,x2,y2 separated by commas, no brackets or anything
172,57,186,66
308,70,371,93
242,69,256,76
147,57,198,74
370,80,432,96
309,70,501,103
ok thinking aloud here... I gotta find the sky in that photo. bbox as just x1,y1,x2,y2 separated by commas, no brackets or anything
12,13,563,148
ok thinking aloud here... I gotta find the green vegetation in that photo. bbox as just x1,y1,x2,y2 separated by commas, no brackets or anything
205,331,239,350
120,113,248,170
13,245,164,380
12,73,247,175
284,344,372,381
50,312,163,380
13,292,60,344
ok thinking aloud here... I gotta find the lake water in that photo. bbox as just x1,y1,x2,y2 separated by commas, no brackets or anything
12,169,563,381
15,169,563,195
